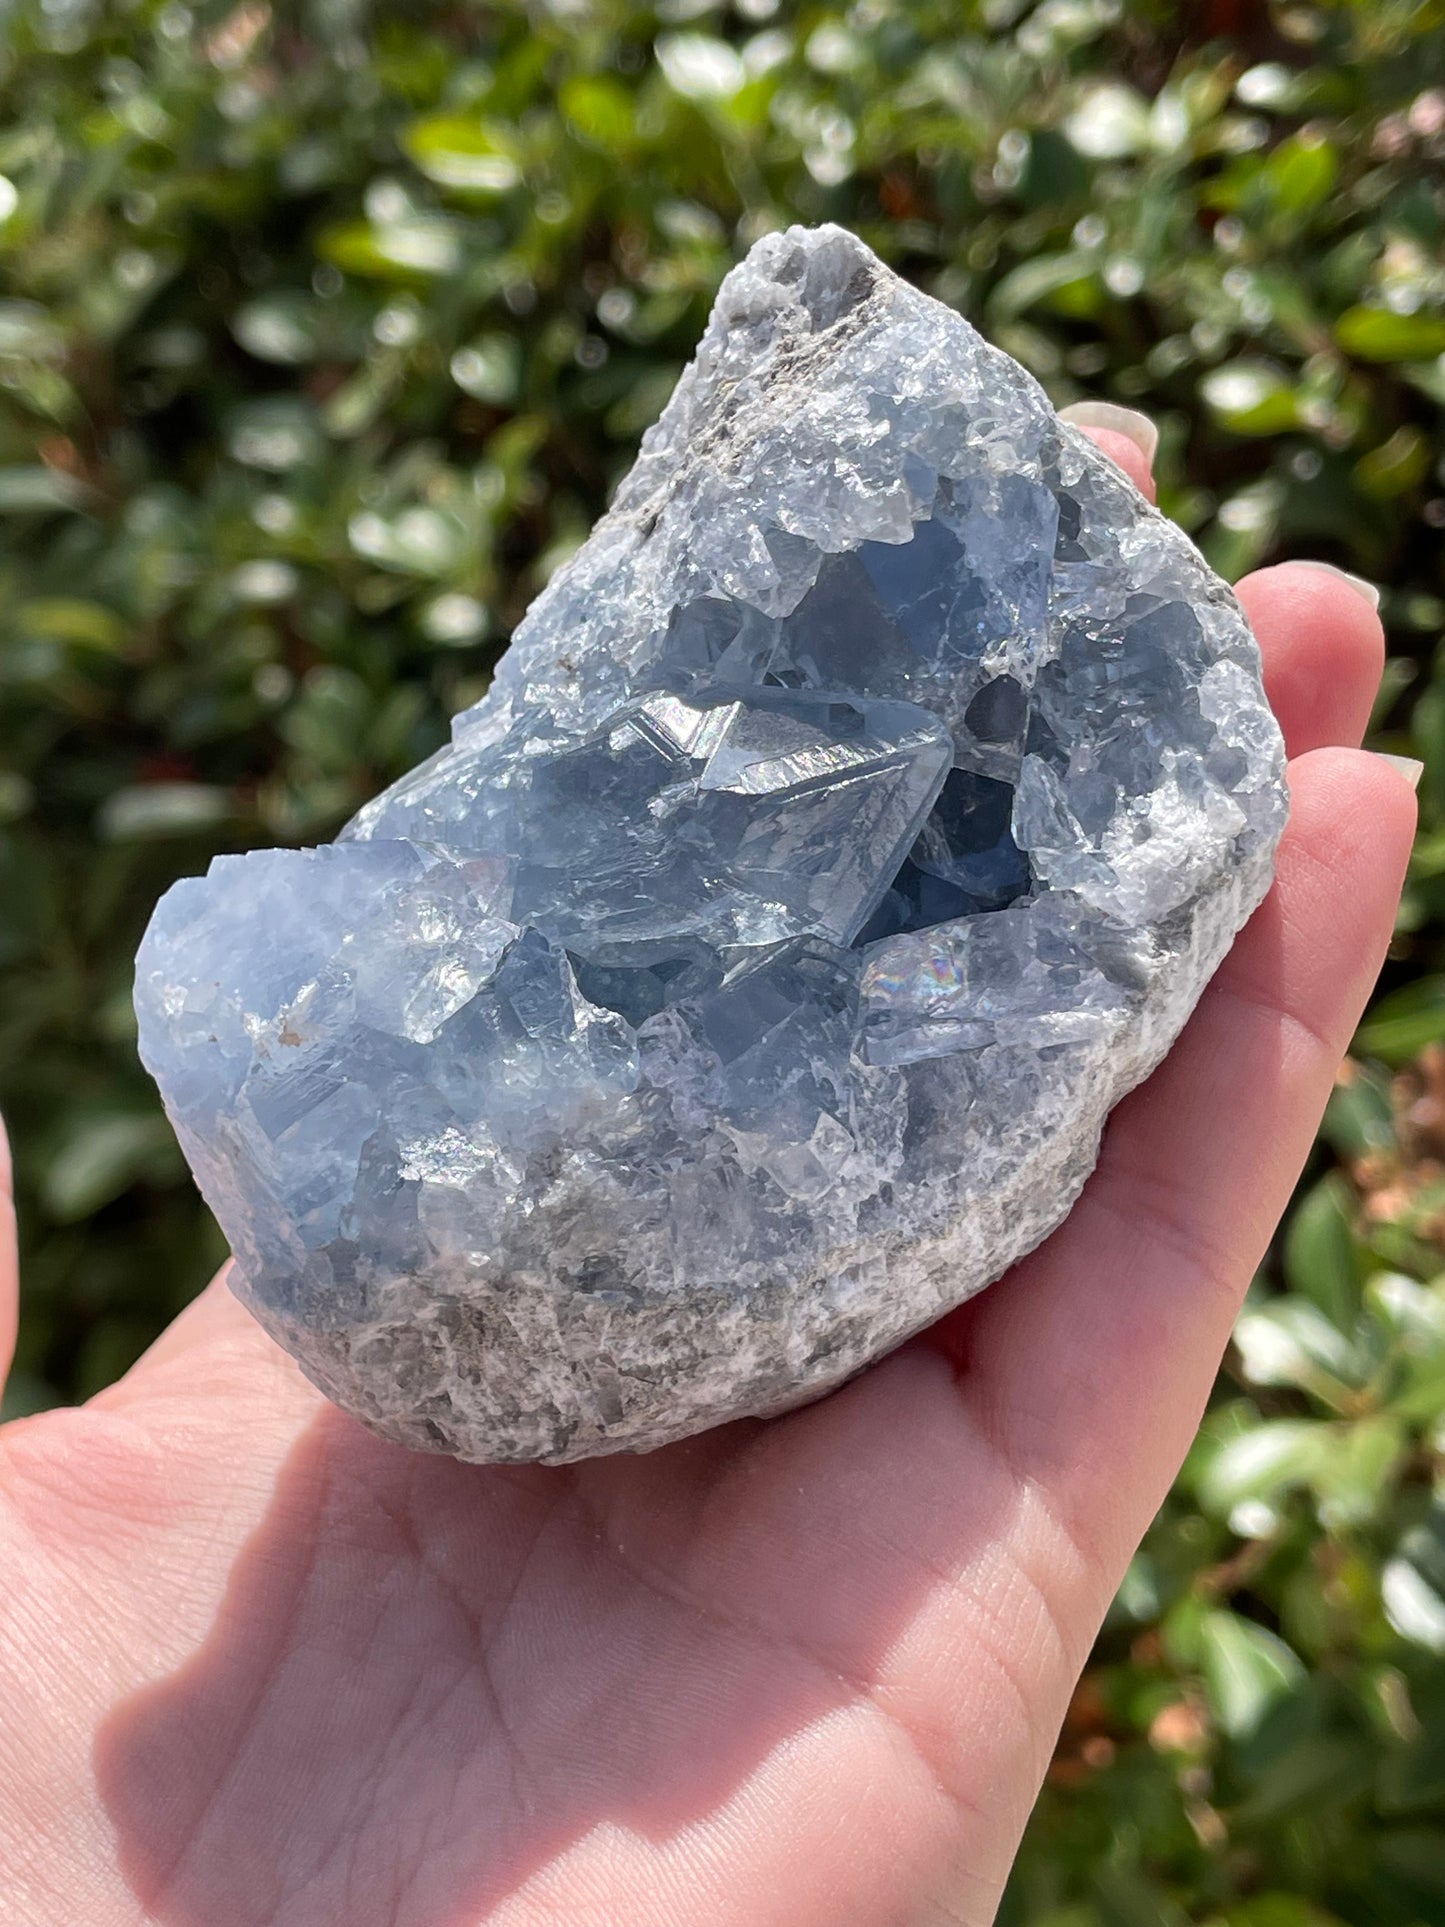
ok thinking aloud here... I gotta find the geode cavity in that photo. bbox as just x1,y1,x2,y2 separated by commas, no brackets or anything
135,226,1287,1463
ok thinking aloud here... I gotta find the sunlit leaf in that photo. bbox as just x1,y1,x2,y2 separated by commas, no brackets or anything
232,294,321,365
1233,1300,1361,1395
1199,1610,1306,1738
1064,81,1152,159
1200,360,1300,435
1263,132,1338,214
347,504,469,576
655,34,746,102
1383,1511,1445,1654
402,113,522,193
0,466,88,512
225,397,324,471
98,783,232,841
321,217,461,280
989,252,1099,321
1197,1418,1333,1517
559,76,635,151
1335,306,1445,362
450,334,521,405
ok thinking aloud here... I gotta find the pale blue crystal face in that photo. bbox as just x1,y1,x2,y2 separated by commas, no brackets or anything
352,685,953,965
135,226,1287,1463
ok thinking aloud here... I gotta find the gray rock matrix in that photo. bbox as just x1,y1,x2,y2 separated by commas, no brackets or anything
135,226,1288,1464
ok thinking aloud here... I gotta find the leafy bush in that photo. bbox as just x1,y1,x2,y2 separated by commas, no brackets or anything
1,0,1443,1915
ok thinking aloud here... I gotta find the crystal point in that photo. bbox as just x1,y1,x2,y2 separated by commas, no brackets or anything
135,226,1286,1463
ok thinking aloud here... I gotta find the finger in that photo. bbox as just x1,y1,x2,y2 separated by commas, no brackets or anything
933,747,1416,1574
1058,402,1157,503
0,1115,15,1399
95,1265,324,1442
1237,563,1385,757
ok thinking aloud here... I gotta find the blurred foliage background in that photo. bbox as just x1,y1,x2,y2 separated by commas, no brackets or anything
0,0,1443,1917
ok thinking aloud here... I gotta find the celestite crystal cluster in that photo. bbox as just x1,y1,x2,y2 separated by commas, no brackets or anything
136,227,1288,1464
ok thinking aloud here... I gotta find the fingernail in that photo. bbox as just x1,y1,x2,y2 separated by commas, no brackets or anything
1374,753,1423,791
1291,559,1381,611
1058,400,1159,464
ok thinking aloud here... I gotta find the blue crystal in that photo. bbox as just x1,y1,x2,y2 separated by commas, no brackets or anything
134,225,1286,1463
351,684,952,962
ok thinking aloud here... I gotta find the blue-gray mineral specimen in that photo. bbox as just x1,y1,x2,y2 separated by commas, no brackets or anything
135,226,1288,1464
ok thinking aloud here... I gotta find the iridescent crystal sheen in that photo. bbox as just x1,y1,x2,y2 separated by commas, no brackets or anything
136,226,1287,1463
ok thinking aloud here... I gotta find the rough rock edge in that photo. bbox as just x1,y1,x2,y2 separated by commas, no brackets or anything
281,848,1270,1465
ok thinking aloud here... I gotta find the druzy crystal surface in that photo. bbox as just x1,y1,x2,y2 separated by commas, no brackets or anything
135,226,1287,1464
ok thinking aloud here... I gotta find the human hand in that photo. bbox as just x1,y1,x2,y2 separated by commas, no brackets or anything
0,418,1415,1927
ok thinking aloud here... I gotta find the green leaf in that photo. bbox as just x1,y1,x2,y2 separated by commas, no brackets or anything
1356,976,1445,1064
224,398,324,472
1202,476,1282,580
1196,1417,1333,1517
990,253,1099,321
0,772,32,824
97,783,232,841
1320,1065,1395,1161
559,76,636,152
1374,1265,1445,1327
1199,360,1300,436
1232,1300,1362,1396
1220,1895,1349,1927
347,504,470,577
1063,81,1152,159
1234,1733,1374,1823
41,1110,183,1222
401,114,521,193
1263,132,1339,214
0,466,88,513
16,597,126,651
1091,1864,1191,1927
1379,1681,1445,1811
1312,1414,1406,1526
1355,426,1430,500
1199,1609,1306,1738
231,294,321,366
320,217,461,281
1283,1172,1364,1328
450,334,521,405
605,362,681,438
1382,1511,1445,1655
1334,306,1445,362
0,297,63,357
655,34,746,103
321,360,403,438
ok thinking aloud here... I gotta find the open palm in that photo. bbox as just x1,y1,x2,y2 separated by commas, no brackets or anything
0,428,1415,1927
